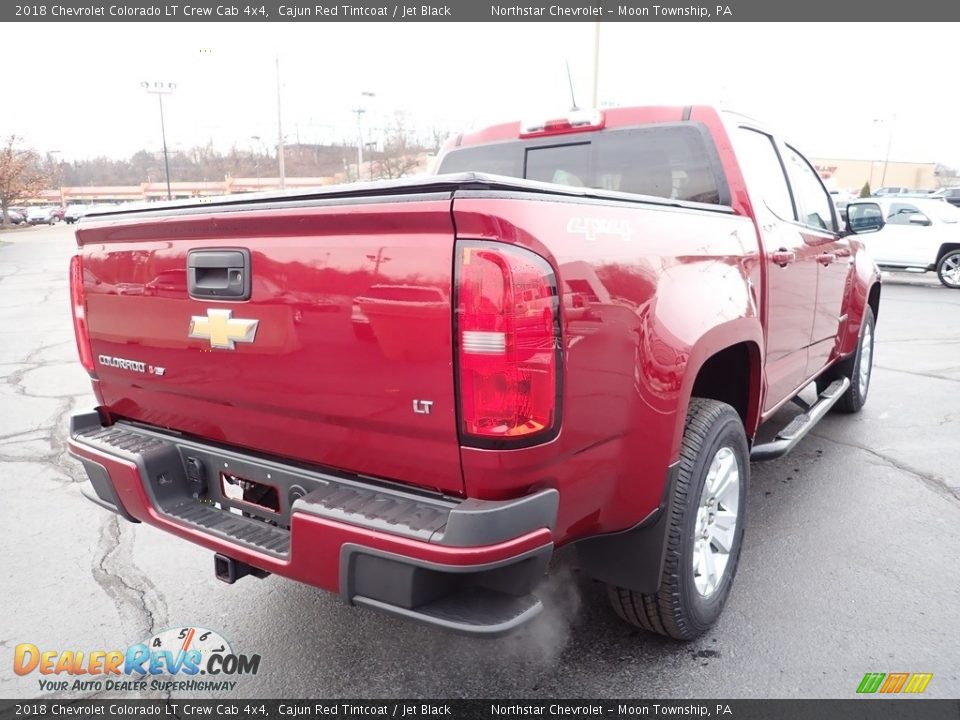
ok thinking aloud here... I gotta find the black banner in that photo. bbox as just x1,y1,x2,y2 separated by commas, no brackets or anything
2,700,960,720
4,0,960,22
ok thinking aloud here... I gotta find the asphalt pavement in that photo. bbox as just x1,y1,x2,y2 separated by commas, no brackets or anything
1,223,958,700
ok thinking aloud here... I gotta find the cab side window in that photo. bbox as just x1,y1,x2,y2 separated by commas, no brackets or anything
732,128,796,221
783,145,836,233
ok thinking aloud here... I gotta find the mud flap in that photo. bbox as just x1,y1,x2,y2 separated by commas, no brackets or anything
573,462,679,594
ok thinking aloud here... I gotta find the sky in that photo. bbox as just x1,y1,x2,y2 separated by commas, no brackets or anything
1,22,956,171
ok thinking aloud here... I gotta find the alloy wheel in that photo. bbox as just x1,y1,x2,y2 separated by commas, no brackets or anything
693,446,740,597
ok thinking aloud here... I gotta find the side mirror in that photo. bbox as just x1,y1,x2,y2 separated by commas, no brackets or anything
846,202,885,235
908,214,932,226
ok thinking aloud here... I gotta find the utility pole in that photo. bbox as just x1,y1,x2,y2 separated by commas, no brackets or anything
590,22,601,108
141,81,176,200
276,56,286,189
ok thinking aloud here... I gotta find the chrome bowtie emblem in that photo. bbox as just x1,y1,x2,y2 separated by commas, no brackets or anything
188,309,259,350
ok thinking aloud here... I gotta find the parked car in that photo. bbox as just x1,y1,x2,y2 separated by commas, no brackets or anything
3,209,26,225
829,189,857,222
27,207,57,225
68,105,880,641
847,197,960,288
929,187,960,208
64,205,89,224
873,186,910,197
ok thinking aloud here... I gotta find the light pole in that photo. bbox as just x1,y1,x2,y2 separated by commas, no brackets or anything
365,141,377,180
48,150,63,206
141,81,176,200
590,22,601,108
250,135,267,189
365,247,391,277
353,91,375,181
873,114,896,187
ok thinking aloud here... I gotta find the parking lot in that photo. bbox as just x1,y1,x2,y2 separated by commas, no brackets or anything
1,222,958,699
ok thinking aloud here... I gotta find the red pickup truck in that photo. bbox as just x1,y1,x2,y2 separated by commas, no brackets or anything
68,106,882,640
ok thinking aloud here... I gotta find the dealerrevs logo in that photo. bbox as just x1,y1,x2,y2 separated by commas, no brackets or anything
14,626,260,693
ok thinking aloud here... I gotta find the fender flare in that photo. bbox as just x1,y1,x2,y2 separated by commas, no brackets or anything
837,250,882,359
670,318,765,456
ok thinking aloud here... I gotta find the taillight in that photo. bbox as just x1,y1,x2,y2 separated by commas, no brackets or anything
455,242,561,447
69,254,95,375
520,109,604,138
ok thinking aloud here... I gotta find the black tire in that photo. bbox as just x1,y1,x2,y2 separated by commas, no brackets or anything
818,305,875,414
607,398,749,641
936,249,960,289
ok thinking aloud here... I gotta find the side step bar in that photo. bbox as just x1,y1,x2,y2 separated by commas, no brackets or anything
751,378,850,461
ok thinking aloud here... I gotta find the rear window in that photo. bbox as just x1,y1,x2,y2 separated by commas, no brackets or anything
438,123,729,205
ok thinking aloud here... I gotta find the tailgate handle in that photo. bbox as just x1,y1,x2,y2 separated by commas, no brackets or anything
187,249,251,300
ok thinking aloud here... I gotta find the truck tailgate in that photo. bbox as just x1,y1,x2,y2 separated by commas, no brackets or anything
76,197,463,496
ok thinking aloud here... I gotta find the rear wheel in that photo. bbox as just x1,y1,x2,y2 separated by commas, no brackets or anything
937,250,960,289
607,398,748,641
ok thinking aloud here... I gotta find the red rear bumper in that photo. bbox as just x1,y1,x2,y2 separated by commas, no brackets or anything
69,411,556,636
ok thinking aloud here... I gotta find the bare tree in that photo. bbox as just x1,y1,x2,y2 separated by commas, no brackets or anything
0,136,48,225
935,164,959,188
425,125,452,154
371,113,424,181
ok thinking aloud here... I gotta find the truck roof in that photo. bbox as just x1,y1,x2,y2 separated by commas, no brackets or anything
450,105,724,149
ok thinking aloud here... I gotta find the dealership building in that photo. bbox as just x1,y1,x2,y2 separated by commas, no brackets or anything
812,158,940,192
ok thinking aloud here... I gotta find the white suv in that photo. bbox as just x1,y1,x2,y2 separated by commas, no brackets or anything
847,198,960,288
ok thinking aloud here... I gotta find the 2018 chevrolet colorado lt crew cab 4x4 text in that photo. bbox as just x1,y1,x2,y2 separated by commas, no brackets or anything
68,106,882,640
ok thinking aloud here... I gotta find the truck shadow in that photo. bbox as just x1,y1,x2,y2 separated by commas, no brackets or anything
254,546,721,697
243,403,856,697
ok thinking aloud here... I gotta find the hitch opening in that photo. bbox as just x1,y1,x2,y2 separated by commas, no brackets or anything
214,553,270,584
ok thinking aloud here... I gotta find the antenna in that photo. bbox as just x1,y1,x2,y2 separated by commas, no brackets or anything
565,60,579,111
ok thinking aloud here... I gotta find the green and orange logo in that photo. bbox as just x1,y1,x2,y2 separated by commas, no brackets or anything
857,672,933,694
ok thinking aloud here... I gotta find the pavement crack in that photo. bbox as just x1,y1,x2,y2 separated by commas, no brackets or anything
810,432,960,506
874,364,960,384
0,429,48,443
51,397,85,482
92,515,169,643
